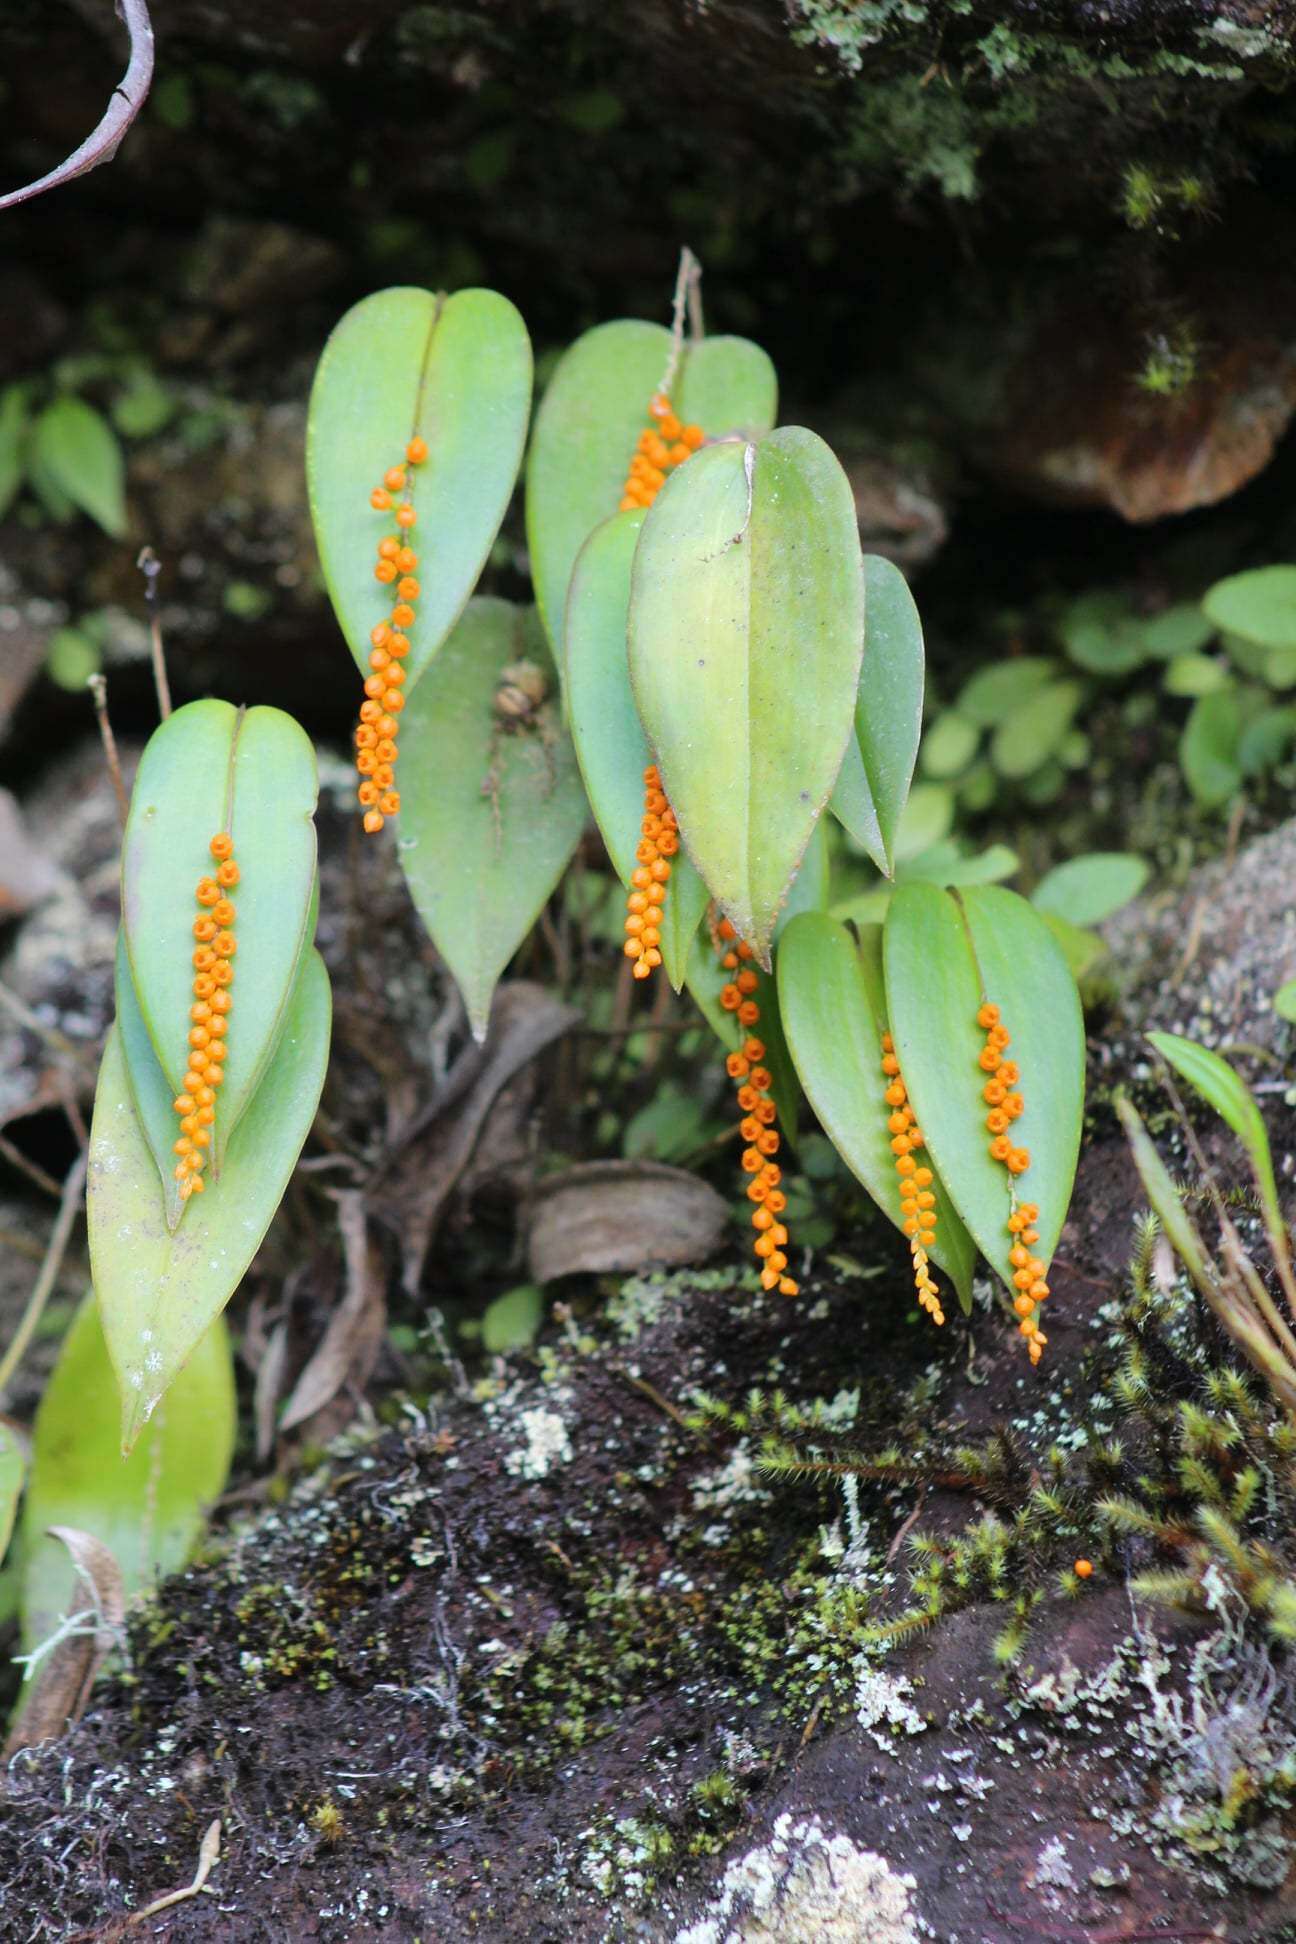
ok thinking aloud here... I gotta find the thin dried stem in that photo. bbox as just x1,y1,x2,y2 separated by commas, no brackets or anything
0,1148,88,1399
137,546,172,719
87,672,128,827
658,246,702,397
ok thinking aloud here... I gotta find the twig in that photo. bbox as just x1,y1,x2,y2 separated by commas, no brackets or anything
0,978,81,1059
658,246,702,397
136,546,171,719
612,1363,695,1433
86,673,128,828
0,0,155,212
885,1491,927,1565
0,1148,88,1399
0,1132,63,1200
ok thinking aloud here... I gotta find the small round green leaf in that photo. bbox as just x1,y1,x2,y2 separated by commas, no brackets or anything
1274,980,1296,1024
629,429,863,963
1162,653,1228,697
19,1293,234,1652
1031,852,1148,925
1202,566,1296,654
564,509,705,988
88,951,331,1449
957,657,1057,727
883,883,1084,1290
1058,591,1146,674
308,286,533,690
991,679,1082,780
778,912,975,1308
398,600,588,1038
122,700,319,1159
1140,602,1215,660
31,396,126,538
1180,688,1243,807
526,319,777,656
921,710,978,780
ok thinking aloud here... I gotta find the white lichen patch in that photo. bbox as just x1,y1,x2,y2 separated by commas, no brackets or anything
854,1661,928,1752
503,1404,572,1479
691,1443,769,1513
674,1813,920,1943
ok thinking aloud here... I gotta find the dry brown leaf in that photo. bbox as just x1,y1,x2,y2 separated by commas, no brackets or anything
279,1190,385,1435
4,1525,125,1756
527,1159,728,1283
374,981,580,1297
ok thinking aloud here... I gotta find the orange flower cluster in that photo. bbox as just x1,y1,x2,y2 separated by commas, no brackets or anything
173,832,238,1201
977,1001,1047,1364
357,435,429,834
618,393,704,511
623,764,678,980
880,1034,943,1326
718,919,797,1297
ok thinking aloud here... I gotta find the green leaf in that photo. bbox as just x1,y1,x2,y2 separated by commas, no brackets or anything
1239,706,1296,776
776,815,831,936
1147,1031,1281,1239
481,1284,544,1354
0,1421,24,1564
307,286,533,690
830,556,924,874
564,508,706,988
114,929,183,1230
398,599,588,1038
1180,688,1243,807
1031,852,1148,925
777,913,974,1309
1040,912,1106,981
1162,653,1228,697
1203,566,1296,654
629,429,863,963
1114,1092,1214,1290
121,700,319,1162
897,841,1018,888
990,679,1082,780
526,318,777,656
957,657,1057,727
1275,981,1296,1025
883,884,1084,1289
1058,590,1146,674
892,781,954,861
31,396,126,538
0,383,29,520
1140,601,1216,660
45,626,101,690
19,1293,234,1652
920,709,978,780
88,951,330,1448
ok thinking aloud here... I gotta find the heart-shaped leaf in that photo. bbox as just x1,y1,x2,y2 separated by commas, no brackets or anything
777,911,974,1308
397,599,588,1038
88,950,331,1449
830,555,924,875
629,428,864,964
121,700,318,1162
308,286,533,690
19,1293,234,1653
526,318,777,655
564,507,706,987
883,883,1084,1289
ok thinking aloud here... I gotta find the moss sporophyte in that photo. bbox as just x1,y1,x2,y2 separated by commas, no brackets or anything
355,435,429,834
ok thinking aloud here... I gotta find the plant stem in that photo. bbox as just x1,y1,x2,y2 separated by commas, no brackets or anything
0,1148,88,1399
87,672,128,827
